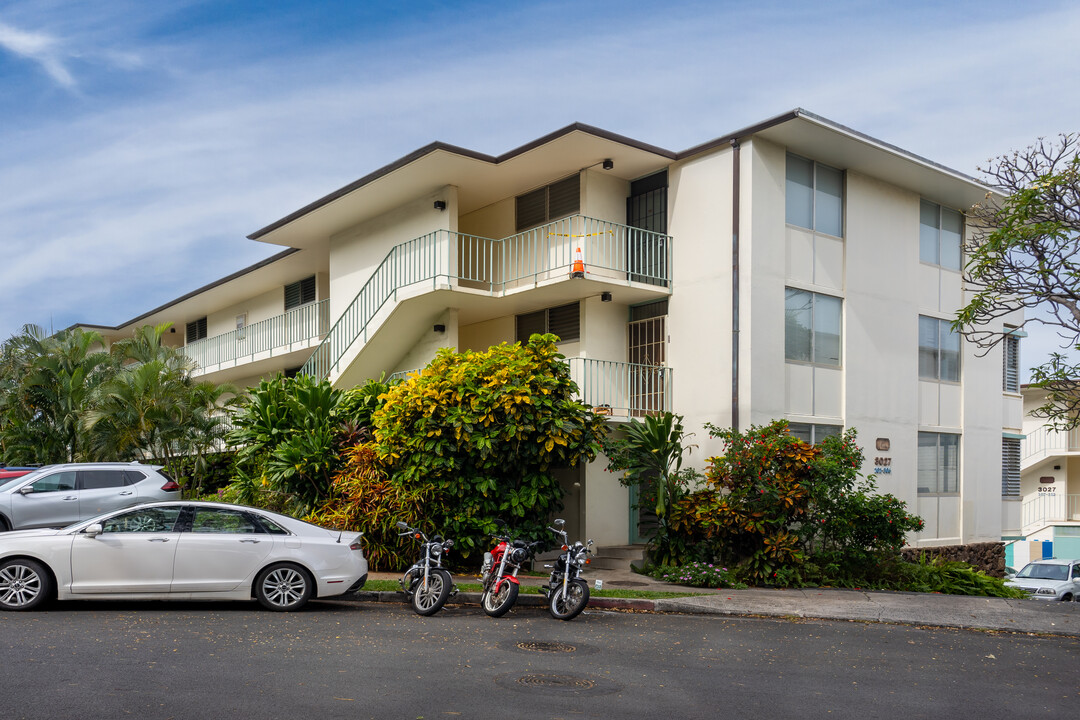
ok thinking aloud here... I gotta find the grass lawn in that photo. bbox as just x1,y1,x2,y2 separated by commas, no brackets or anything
361,578,701,600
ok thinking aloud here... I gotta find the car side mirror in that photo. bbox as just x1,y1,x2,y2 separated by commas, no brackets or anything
84,523,103,538
18,486,34,495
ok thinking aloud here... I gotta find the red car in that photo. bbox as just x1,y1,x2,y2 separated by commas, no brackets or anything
0,469,33,482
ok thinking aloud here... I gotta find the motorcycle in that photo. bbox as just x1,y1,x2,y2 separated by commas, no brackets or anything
479,523,542,618
541,518,593,620
396,521,457,616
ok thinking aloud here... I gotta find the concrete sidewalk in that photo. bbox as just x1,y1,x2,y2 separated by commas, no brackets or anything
351,568,1080,638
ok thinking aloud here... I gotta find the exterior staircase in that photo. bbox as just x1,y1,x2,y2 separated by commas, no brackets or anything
590,544,647,572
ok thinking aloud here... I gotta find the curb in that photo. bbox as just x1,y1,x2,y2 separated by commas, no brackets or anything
346,590,657,611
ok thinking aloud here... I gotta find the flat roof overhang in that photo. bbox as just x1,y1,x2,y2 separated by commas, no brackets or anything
249,124,677,248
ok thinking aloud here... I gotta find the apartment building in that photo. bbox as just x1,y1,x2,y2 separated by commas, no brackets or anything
82,109,1023,548
1006,385,1080,565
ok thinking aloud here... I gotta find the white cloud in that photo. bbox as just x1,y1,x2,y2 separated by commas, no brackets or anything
0,21,75,87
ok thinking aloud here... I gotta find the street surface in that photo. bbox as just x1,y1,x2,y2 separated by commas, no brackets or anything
0,599,1076,720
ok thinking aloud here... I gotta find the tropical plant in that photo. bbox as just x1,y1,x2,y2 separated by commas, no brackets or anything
602,412,699,566
372,334,607,558
304,443,434,571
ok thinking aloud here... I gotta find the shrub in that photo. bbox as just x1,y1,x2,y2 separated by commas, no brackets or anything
646,562,747,589
305,443,434,571
372,334,607,559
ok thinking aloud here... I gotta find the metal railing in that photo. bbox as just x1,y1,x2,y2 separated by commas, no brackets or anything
1022,493,1080,529
1021,425,1080,463
388,358,671,418
568,358,671,417
303,215,672,379
182,299,329,372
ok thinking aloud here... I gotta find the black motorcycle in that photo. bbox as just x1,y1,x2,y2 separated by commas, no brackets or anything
397,521,456,616
541,518,593,620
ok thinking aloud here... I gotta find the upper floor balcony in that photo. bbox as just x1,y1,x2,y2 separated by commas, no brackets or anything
391,357,672,421
183,299,329,381
304,215,672,383
1021,425,1080,470
1021,492,1080,535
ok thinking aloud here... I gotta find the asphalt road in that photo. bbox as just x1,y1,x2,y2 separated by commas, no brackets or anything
1,599,1076,720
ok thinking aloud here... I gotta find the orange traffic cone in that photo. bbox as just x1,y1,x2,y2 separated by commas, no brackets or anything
570,247,586,278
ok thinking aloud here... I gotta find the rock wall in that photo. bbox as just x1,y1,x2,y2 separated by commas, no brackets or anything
901,542,1006,577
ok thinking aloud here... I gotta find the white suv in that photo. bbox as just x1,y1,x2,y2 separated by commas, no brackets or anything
1006,558,1080,601
0,463,181,531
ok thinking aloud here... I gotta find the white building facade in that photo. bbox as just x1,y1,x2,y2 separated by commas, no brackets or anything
83,109,1023,548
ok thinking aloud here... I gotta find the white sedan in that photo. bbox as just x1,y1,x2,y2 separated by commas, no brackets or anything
0,501,367,612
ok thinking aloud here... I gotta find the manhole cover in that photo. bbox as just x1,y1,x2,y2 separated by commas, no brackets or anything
516,641,576,653
518,674,595,690
494,672,621,696
605,581,648,588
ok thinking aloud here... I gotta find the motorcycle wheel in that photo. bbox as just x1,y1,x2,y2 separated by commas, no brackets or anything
549,578,590,621
481,579,519,618
409,569,452,616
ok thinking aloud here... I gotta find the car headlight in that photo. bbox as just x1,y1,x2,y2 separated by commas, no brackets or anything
1036,587,1056,595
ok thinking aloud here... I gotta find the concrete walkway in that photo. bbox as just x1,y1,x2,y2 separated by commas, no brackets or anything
352,567,1080,638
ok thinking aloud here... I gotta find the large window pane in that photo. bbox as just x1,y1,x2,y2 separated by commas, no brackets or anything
784,289,813,362
940,208,962,270
815,165,843,237
917,433,938,493
940,434,959,493
920,200,939,264
918,316,939,379
813,294,842,365
939,323,961,382
786,155,814,229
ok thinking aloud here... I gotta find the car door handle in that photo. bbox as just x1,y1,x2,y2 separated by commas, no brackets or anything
148,538,170,542
239,538,261,544
119,491,133,496
63,496,78,501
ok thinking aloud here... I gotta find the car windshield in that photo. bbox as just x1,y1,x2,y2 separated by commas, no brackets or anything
0,476,31,492
1016,563,1068,580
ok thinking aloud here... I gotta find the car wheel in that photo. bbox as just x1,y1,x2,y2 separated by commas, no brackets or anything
0,558,52,611
255,563,313,611
1062,593,1074,602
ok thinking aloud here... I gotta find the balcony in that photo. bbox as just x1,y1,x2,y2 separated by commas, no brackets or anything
390,358,672,419
1021,493,1080,534
303,215,672,382
183,299,330,377
1021,425,1080,469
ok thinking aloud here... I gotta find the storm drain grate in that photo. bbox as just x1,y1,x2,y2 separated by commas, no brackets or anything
516,641,576,653
517,674,596,690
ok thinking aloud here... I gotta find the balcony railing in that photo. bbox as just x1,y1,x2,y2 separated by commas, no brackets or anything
388,358,671,418
302,215,672,380
1021,493,1080,529
1021,425,1080,464
183,299,329,372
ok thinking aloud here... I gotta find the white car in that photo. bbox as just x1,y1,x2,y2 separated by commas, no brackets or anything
0,501,367,612
1005,558,1080,601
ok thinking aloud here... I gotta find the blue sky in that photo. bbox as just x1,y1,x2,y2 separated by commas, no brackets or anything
1,0,1077,377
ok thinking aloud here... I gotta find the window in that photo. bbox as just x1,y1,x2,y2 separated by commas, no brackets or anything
186,317,207,343
1003,333,1020,393
285,275,317,310
516,302,580,343
788,423,843,444
191,507,261,534
919,200,962,270
918,316,960,382
515,174,580,231
78,470,128,490
786,154,843,237
102,506,182,533
918,432,959,494
1001,438,1020,497
27,471,76,493
785,288,842,366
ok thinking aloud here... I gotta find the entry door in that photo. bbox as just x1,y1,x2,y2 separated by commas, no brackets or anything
628,303,667,417
627,170,668,286
69,506,183,594
171,506,273,592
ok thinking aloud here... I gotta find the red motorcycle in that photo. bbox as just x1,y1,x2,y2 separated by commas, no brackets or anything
479,523,542,618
